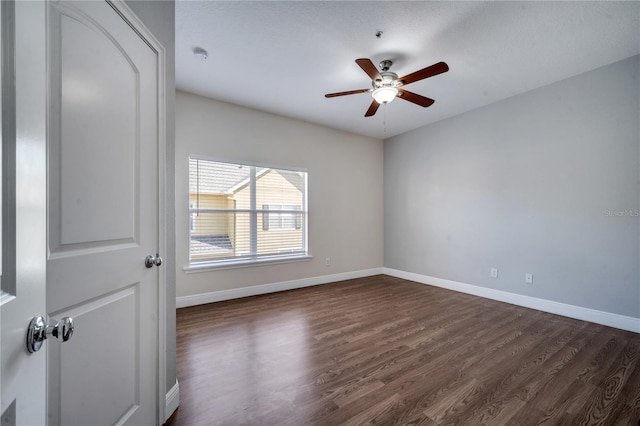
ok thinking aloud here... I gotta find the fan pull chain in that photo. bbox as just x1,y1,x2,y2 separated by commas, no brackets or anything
383,103,387,134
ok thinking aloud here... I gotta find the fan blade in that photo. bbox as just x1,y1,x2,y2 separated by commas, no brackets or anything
399,62,449,86
365,100,380,117
355,58,381,80
325,88,370,98
398,89,435,107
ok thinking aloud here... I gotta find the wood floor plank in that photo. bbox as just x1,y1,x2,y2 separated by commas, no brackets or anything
571,339,640,425
373,313,569,424
165,275,640,425
577,335,627,386
458,324,600,424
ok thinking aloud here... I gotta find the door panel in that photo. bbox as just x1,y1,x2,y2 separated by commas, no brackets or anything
48,0,153,261
57,10,138,247
46,1,159,425
50,286,139,425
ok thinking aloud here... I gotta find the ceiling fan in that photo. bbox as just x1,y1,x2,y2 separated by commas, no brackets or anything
325,58,449,117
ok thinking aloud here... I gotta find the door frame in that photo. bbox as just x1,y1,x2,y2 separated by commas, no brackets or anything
105,1,168,422
1,0,48,424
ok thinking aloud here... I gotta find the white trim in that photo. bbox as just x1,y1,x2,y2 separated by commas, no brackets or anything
165,380,180,422
184,254,312,273
383,268,640,333
188,153,308,176
107,1,168,423
176,268,383,308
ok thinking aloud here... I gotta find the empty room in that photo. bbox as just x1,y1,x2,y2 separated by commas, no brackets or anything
168,1,640,424
1,1,638,425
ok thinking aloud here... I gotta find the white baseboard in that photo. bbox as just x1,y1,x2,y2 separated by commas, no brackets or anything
175,266,639,332
176,268,384,308
383,268,640,333
165,380,180,422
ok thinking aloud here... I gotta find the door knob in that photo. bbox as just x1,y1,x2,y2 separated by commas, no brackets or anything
145,253,162,268
26,316,74,353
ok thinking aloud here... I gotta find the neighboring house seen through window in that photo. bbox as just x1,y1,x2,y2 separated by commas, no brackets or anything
189,157,308,267
262,205,301,231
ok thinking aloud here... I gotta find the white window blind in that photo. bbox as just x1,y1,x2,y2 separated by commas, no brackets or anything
262,205,301,231
189,157,308,266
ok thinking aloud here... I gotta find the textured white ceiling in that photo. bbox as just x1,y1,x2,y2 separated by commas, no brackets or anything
176,1,640,140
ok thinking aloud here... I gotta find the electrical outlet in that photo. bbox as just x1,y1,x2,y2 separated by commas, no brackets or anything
525,273,533,284
490,268,499,278
325,257,331,267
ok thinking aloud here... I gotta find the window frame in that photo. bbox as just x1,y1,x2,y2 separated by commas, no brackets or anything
185,156,310,272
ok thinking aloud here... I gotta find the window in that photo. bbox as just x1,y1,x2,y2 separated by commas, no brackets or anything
188,157,308,267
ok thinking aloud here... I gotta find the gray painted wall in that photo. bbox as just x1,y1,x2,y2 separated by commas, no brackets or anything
124,0,177,393
384,55,640,318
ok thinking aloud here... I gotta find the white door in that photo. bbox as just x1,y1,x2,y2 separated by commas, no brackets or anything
45,1,162,425
1,1,48,425
1,2,163,424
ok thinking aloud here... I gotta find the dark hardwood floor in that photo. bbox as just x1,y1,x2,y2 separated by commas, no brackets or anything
165,275,640,425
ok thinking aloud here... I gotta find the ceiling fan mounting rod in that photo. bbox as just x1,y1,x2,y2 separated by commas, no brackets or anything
379,59,393,72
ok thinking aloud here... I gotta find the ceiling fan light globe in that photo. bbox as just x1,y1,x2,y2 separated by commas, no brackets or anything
372,87,398,104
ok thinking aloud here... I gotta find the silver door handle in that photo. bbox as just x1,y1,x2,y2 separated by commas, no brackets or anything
26,316,74,353
145,253,162,268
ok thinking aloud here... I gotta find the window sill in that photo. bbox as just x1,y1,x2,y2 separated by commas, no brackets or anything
183,254,312,273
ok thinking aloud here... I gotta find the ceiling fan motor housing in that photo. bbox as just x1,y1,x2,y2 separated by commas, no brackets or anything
373,72,400,89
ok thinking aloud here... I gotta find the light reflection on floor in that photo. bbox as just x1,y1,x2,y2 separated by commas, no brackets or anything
182,308,314,422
